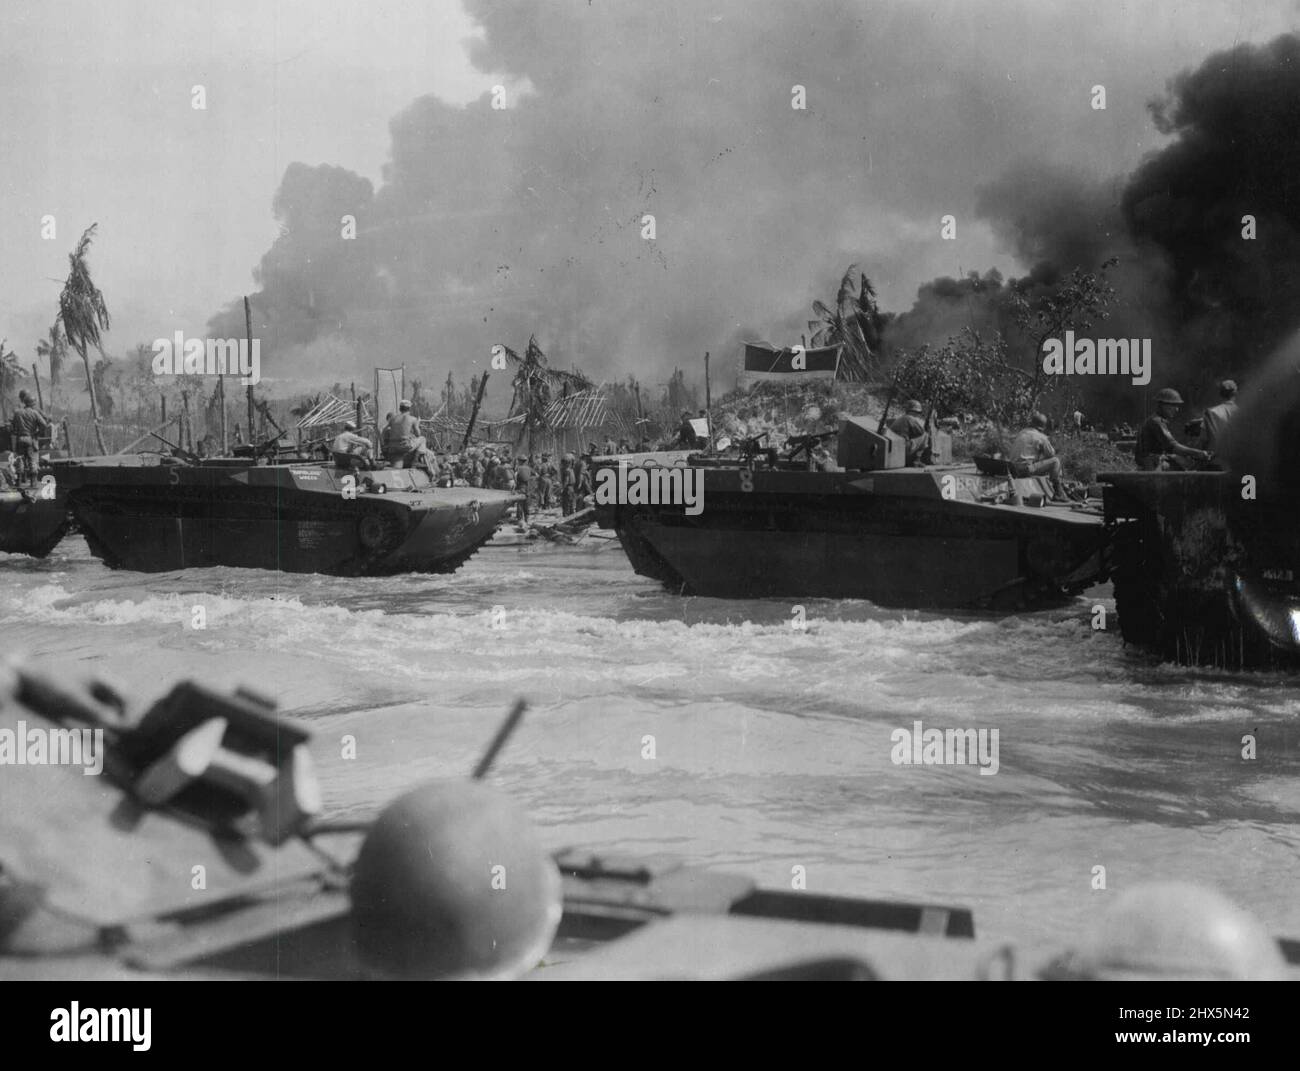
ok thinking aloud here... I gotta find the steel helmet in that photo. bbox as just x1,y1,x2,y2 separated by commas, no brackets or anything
905,400,924,415
1155,388,1184,405
1030,411,1048,429
351,780,562,980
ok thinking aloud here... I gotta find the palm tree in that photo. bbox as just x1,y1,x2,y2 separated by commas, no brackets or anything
57,224,111,453
504,335,592,453
808,265,887,381
0,340,27,421
35,324,66,408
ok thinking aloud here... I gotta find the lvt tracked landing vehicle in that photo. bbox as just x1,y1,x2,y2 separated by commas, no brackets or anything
593,417,1106,610
49,454,516,576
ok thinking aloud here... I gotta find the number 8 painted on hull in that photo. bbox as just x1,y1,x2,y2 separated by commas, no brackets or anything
739,470,754,493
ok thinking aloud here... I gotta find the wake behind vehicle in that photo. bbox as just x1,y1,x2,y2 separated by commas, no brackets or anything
49,453,516,576
592,417,1107,610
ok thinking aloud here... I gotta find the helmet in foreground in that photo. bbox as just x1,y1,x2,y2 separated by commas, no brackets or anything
350,780,562,979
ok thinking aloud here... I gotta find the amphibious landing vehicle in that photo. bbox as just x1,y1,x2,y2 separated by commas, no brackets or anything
1101,471,1299,668
2,666,1291,981
48,454,516,576
0,480,69,558
592,417,1107,610
1100,359,1300,668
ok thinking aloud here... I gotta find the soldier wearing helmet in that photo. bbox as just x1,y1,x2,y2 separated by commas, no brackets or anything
1010,411,1069,501
10,389,51,484
888,400,931,466
1135,388,1210,471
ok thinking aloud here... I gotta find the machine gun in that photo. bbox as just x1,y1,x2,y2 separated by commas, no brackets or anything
782,427,840,465
736,431,778,468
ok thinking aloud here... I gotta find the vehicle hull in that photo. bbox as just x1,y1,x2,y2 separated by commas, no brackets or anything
0,488,70,558
52,457,516,575
1102,470,1300,667
595,462,1106,609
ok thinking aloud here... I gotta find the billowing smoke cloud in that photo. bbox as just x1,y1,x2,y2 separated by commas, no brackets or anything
209,5,1300,418
885,33,1300,418
207,0,1163,393
1123,34,1300,378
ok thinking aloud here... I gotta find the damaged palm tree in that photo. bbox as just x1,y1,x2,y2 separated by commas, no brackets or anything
808,265,888,382
57,224,112,455
503,335,593,453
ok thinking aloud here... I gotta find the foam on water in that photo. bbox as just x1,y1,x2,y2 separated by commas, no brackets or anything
2,537,1297,952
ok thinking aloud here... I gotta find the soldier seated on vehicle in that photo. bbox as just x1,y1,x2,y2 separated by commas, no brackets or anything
383,400,423,468
1200,379,1238,465
332,421,374,471
1135,388,1211,471
888,400,931,466
1011,412,1069,501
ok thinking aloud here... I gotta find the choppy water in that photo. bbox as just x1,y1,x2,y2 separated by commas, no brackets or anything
2,534,1298,952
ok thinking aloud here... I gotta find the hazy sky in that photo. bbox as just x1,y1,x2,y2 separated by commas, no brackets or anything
2,0,1297,389
1,0,501,349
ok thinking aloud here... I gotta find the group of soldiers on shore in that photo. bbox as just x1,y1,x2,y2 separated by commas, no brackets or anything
331,399,618,521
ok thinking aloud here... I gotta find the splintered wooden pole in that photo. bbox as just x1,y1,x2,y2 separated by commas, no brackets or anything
244,296,255,442
31,364,44,411
461,371,490,451
704,351,712,452
180,390,193,452
216,358,227,454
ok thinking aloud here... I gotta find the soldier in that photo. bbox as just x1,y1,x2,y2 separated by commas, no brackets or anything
811,443,838,472
536,454,554,509
383,400,422,468
513,455,534,522
1201,379,1238,458
1010,412,1068,501
10,389,50,483
575,453,593,503
676,410,695,447
1135,388,1210,471
560,455,577,515
888,400,930,466
331,421,373,471
0,451,17,489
